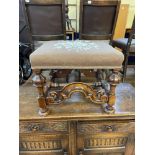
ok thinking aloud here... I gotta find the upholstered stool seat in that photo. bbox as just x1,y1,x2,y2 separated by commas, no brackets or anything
30,40,124,116
30,40,124,69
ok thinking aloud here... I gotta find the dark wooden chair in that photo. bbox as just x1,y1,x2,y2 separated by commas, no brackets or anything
79,0,121,80
112,18,135,82
24,0,66,41
24,0,69,81
79,0,120,41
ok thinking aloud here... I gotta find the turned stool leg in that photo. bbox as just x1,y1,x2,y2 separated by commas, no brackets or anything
32,69,49,116
105,69,121,113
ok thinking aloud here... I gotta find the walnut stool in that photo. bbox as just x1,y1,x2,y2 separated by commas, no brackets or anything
30,40,124,116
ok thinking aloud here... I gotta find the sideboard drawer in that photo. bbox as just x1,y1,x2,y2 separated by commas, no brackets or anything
20,134,68,155
77,120,135,155
77,121,134,134
20,121,68,134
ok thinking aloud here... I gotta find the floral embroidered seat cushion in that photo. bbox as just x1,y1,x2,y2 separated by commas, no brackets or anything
30,40,124,69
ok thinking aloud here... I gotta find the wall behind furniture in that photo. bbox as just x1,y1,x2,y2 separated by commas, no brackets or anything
121,0,135,28
113,4,129,39
68,0,79,32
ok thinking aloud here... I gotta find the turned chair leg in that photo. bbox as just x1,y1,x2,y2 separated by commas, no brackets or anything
105,69,121,113
32,69,49,116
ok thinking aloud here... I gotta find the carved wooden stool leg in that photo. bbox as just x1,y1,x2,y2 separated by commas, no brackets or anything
105,69,121,113
32,69,49,116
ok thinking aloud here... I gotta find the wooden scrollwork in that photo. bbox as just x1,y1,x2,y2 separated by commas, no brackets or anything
46,82,108,104
32,69,121,116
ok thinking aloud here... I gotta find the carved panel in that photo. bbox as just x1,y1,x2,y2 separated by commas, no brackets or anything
77,121,134,134
84,137,128,148
19,134,69,154
46,82,108,105
20,140,62,151
20,121,68,133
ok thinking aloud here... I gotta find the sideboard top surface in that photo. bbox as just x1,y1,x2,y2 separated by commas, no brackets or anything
19,79,135,121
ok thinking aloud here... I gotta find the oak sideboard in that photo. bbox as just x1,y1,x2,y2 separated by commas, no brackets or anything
19,81,135,155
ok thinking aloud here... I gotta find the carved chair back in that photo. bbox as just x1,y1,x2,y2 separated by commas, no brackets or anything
79,0,120,40
24,0,66,41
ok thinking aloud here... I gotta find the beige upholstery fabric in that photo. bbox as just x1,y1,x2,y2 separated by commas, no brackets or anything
30,40,124,69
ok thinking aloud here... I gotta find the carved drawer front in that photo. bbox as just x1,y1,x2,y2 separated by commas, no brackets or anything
77,121,135,134
77,121,135,155
77,134,130,155
20,121,68,134
19,134,68,155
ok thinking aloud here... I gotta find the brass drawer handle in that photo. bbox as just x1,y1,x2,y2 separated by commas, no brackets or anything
105,125,114,131
29,125,40,132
